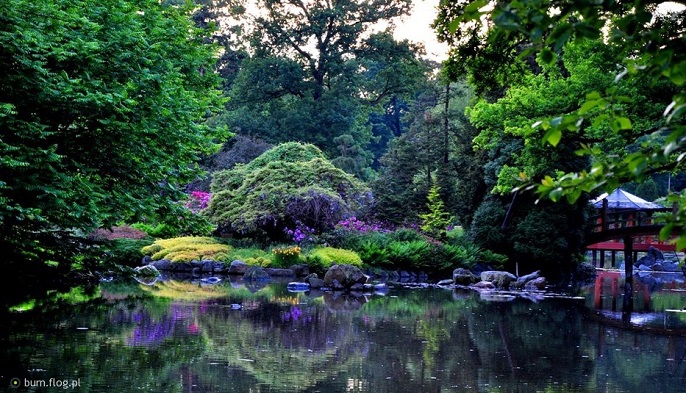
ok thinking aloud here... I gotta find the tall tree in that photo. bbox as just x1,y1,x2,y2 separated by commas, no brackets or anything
0,0,227,266
436,0,686,247
221,0,429,177
373,79,484,226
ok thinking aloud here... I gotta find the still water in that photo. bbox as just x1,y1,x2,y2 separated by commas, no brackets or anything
2,273,686,393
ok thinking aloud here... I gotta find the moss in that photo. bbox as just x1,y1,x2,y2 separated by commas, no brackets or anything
141,236,231,262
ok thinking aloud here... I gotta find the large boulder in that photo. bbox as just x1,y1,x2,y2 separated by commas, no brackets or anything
244,266,270,281
323,264,369,290
524,277,547,290
151,259,172,271
305,273,325,289
480,271,517,289
290,264,310,277
265,268,296,277
134,264,160,278
453,268,478,285
512,270,541,289
228,260,248,275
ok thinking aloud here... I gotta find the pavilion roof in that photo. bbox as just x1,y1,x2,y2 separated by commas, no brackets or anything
590,188,665,210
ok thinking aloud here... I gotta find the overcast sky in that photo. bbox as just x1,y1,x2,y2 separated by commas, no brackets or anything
395,0,448,60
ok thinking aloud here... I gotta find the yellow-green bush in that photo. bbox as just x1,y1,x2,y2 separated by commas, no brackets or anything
141,236,231,263
308,247,363,268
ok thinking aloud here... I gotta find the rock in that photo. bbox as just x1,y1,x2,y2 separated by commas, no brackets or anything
349,283,366,291
323,264,369,289
265,268,295,277
373,283,389,295
635,254,656,268
191,260,203,269
524,277,547,290
513,270,541,289
652,263,665,271
202,260,215,272
418,272,429,282
191,267,201,276
290,264,310,277
287,282,310,291
437,279,454,287
472,281,495,290
151,259,172,271
201,276,222,284
453,268,477,285
648,246,664,261
142,255,153,265
213,261,227,273
388,271,400,282
244,266,270,281
228,260,248,275
305,273,325,289
480,271,517,289
662,261,680,272
134,265,160,278
175,262,193,272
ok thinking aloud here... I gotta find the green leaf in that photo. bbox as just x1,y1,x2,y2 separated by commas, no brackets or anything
539,48,555,66
542,128,562,147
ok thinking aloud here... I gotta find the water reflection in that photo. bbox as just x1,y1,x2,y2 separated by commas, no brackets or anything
2,277,686,392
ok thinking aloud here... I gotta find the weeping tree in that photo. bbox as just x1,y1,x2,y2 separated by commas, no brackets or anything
206,142,371,240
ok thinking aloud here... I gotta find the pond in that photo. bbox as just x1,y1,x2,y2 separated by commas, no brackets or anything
2,272,686,393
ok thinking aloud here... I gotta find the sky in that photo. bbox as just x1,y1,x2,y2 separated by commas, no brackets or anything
394,0,448,60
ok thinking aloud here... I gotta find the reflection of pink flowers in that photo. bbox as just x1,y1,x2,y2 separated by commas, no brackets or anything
188,323,200,334
282,306,303,322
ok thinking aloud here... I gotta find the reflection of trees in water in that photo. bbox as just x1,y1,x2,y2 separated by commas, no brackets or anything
6,282,686,392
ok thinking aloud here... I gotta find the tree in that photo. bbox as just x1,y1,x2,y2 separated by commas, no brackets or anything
420,182,454,239
372,79,485,226
436,0,686,246
219,0,429,177
0,0,227,266
205,142,371,239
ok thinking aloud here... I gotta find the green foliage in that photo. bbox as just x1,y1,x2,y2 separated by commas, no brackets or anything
0,0,227,266
271,245,302,267
308,247,363,268
419,183,454,238
103,238,155,267
206,142,371,239
217,0,429,175
438,0,686,247
141,237,231,263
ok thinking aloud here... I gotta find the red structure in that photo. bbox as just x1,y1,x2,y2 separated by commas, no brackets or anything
585,188,678,268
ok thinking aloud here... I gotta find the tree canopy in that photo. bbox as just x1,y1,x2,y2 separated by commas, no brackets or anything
215,0,430,178
206,142,371,239
0,0,227,264
436,0,686,247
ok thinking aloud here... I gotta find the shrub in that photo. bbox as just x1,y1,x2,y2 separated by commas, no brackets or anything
309,247,363,268
103,238,155,267
356,239,391,266
90,225,149,240
141,237,231,263
244,256,272,267
303,253,327,276
271,245,302,267
206,142,371,239
226,247,271,262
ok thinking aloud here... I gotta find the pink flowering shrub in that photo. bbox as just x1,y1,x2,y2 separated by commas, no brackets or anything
335,216,388,233
186,191,212,213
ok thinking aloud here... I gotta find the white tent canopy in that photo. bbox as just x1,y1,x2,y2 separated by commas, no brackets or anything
591,188,665,210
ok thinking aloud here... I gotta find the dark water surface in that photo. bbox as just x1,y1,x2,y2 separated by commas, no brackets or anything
2,273,686,392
